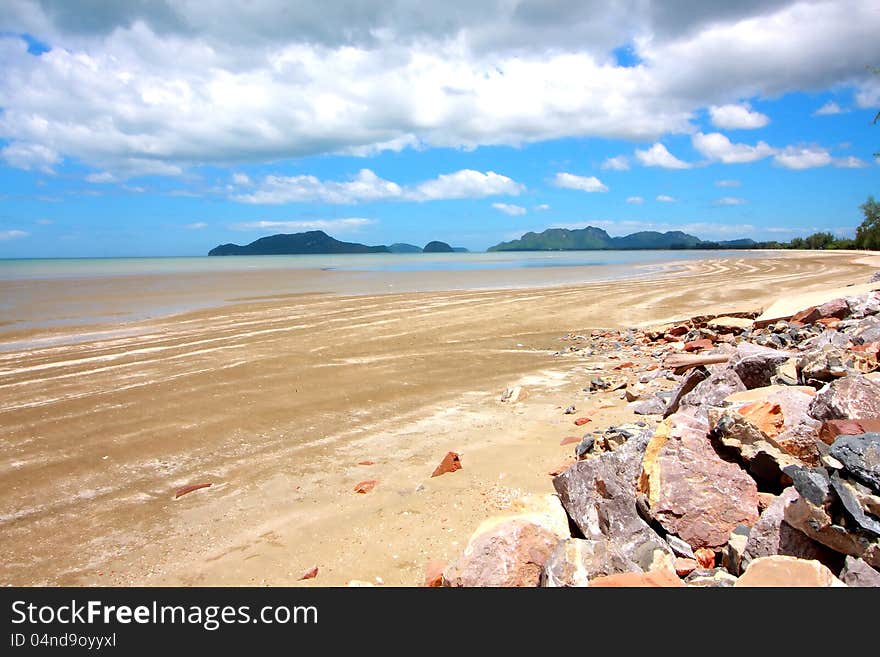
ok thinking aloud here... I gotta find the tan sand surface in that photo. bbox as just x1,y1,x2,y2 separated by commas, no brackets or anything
0,251,875,586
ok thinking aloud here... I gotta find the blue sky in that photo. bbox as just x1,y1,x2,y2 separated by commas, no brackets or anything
0,1,878,257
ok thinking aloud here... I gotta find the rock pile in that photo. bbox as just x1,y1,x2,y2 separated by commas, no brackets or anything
442,289,880,586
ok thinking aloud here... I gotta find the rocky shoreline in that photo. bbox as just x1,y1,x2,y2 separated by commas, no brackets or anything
436,282,880,587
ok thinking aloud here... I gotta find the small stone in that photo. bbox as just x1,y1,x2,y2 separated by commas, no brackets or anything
357,460,375,466
424,560,446,587
665,534,696,559
574,417,592,426
174,482,212,499
354,479,378,493
694,547,715,569
734,556,846,587
684,338,713,352
559,436,580,446
431,451,462,478
501,386,527,403
299,566,318,581
685,568,739,587
675,558,699,576
564,405,576,414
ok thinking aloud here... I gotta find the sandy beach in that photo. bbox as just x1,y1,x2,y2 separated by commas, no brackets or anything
0,250,876,587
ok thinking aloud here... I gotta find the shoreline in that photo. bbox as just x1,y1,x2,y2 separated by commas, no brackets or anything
0,250,876,586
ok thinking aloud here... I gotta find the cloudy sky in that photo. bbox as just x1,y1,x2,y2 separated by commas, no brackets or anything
0,0,878,256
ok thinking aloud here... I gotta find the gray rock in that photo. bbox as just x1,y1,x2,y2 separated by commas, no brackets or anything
729,342,795,389
574,435,595,459
665,534,696,559
663,366,708,417
684,568,738,587
678,368,746,414
628,397,667,415
785,466,833,507
798,345,849,384
553,431,671,568
830,432,880,493
845,291,880,319
541,538,641,587
723,525,750,576
839,556,880,587
830,473,880,536
810,376,880,423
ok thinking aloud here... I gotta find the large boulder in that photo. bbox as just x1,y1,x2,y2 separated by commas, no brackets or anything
809,375,880,422
638,411,759,549
728,342,795,389
829,432,880,493
734,555,846,587
553,431,671,567
818,418,880,445
588,569,684,587
541,538,640,587
678,367,746,415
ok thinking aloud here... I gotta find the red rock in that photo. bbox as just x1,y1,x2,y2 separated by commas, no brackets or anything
819,418,880,445
174,482,212,499
589,569,685,587
675,557,699,577
684,338,713,352
851,342,880,356
431,451,462,477
357,460,375,466
299,566,318,580
574,417,592,426
694,547,716,569
613,361,635,370
644,363,659,371
816,317,840,329
424,560,445,587
560,436,581,446
757,492,777,511
668,325,689,337
354,479,378,493
816,297,850,320
790,306,820,324
737,401,785,439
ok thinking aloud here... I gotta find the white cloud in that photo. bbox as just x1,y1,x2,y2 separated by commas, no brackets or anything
709,103,769,129
601,155,630,171
0,229,29,240
553,172,609,192
626,196,644,204
1,142,60,173
184,222,208,229
813,101,846,116
833,156,868,168
234,168,401,204
715,196,746,205
692,132,774,163
412,169,523,201
715,179,741,187
85,172,117,183
35,218,54,225
533,204,550,211
656,194,676,202
774,146,832,169
230,218,376,232
232,173,252,186
492,202,527,216
635,143,690,169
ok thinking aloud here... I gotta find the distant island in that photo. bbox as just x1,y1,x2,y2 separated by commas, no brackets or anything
208,231,470,256
488,227,756,251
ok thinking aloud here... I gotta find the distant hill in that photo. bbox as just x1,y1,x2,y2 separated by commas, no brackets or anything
423,240,454,253
451,247,469,253
208,231,390,256
488,227,756,252
388,243,423,253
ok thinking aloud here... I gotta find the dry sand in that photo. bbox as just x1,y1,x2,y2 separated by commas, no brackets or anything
0,250,876,586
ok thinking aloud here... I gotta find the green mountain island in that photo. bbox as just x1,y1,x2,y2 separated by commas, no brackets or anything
209,231,470,255
487,227,756,251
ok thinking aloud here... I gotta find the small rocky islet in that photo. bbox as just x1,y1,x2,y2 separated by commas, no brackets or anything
437,280,880,587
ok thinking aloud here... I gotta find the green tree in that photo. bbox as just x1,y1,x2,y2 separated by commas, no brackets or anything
855,196,880,250
804,232,836,249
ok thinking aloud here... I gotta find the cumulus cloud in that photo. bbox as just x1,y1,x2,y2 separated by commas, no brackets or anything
601,155,630,171
626,196,644,204
0,229,29,240
715,179,741,187
833,156,868,168
813,101,846,116
709,103,769,129
184,222,208,229
413,169,523,201
774,146,832,169
692,132,774,163
553,172,608,192
635,143,690,169
715,196,746,205
656,194,676,202
492,202,527,216
230,218,375,232
0,1,878,177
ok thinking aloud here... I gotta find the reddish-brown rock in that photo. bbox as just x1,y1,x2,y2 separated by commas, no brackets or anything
639,412,759,548
614,361,635,370
354,479,378,493
810,375,880,421
574,417,592,426
431,451,462,477
735,555,845,587
674,558,699,576
684,338,713,352
757,492,777,511
694,547,716,569
357,460,375,466
790,306,820,324
560,436,581,446
819,418,880,445
589,569,685,587
299,566,319,580
424,560,445,587
174,482,212,499
738,401,785,439
667,325,689,337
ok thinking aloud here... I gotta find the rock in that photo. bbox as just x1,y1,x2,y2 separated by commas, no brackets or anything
847,290,880,318
694,547,716,569
564,405,576,414
678,368,746,415
574,435,594,458
346,580,375,587
625,384,645,402
723,526,750,576
729,342,795,389
431,451,462,477
174,482,212,499
354,480,378,493
588,569,684,587
724,385,817,406
829,473,880,536
786,466,833,506
757,492,777,511
819,419,880,444
574,417,592,426
639,411,759,548
774,358,799,386
424,560,446,587
684,338,713,352
548,460,575,476
357,460,375,466
685,568,739,587
299,566,319,580
541,538,640,587
734,555,846,587
737,401,784,438
663,367,709,417
839,556,880,587
708,316,754,332
590,375,628,392
830,433,880,493
743,487,838,568
809,375,880,422
501,386,527,403
560,436,581,446
799,345,851,385
674,558,699,576
665,534,696,559
554,431,671,567
628,397,667,415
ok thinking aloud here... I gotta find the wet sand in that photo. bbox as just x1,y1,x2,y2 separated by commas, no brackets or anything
0,251,875,586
